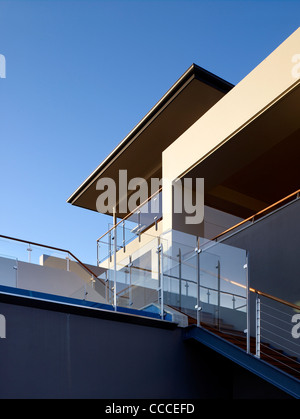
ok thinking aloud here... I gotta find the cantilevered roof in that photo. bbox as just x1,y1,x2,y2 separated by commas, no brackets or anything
67,64,234,217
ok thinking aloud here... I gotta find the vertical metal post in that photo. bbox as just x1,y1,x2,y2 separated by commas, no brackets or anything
185,280,189,297
128,255,133,307
122,220,126,253
113,207,117,311
207,290,210,304
138,210,141,242
256,293,261,358
27,244,32,263
109,231,112,263
245,252,250,354
13,260,18,288
196,238,201,327
157,240,164,320
178,248,182,310
216,260,221,330
105,270,108,303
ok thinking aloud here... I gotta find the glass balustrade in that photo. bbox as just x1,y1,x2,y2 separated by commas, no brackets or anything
0,224,249,328
97,190,162,265
161,230,248,334
0,236,107,305
0,254,18,288
125,190,162,234
98,234,168,319
162,237,198,321
200,238,248,334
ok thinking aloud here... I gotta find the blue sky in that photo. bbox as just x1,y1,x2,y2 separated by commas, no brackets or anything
0,0,299,265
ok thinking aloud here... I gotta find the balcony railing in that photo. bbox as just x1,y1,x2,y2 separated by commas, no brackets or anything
212,188,300,243
97,229,249,329
254,289,300,378
97,188,162,265
0,227,299,379
162,231,249,335
0,233,107,303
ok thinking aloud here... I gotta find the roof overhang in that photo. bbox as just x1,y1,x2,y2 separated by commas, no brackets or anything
67,64,234,218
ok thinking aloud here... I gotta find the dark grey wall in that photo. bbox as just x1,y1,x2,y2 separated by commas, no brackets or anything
223,199,300,304
0,294,290,399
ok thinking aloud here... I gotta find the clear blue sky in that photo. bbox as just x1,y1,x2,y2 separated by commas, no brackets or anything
0,0,299,265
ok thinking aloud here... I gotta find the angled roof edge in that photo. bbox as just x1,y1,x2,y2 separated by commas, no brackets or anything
67,63,234,205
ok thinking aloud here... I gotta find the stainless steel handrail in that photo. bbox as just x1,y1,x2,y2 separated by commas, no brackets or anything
0,233,106,286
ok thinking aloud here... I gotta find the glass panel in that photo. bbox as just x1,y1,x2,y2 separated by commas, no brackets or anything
161,231,248,331
126,190,162,235
97,231,112,265
0,236,107,305
200,239,247,334
0,255,18,287
162,237,198,322
97,191,162,265
115,236,162,311
98,232,168,319
199,249,220,328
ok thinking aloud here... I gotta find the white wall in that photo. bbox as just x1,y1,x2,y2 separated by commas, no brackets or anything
0,256,106,304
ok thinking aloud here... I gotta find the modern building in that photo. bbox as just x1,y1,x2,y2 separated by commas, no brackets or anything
0,28,300,399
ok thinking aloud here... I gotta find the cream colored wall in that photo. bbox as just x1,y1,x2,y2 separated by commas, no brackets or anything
162,27,300,233
16,260,106,303
99,220,163,270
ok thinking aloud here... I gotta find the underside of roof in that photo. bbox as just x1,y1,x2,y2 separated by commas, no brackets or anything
67,64,234,218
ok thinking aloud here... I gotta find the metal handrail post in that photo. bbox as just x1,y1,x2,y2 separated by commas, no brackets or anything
196,238,201,327
27,244,32,263
113,207,117,311
160,244,164,320
109,231,112,263
245,252,250,354
256,293,261,358
128,255,133,307
157,239,164,320
216,260,221,330
122,220,126,253
178,248,182,309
